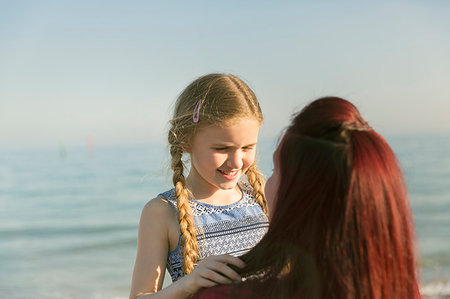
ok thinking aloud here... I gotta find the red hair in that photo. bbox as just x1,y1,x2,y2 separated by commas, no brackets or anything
228,97,419,298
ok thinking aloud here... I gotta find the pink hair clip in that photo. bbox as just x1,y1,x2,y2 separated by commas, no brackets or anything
193,100,202,123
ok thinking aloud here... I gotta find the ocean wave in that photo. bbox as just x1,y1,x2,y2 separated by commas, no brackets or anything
422,281,450,299
0,223,137,239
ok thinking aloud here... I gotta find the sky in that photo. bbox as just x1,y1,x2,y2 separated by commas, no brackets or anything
1,1,449,149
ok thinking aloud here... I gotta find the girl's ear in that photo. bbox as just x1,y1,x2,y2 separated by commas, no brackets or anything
183,144,192,153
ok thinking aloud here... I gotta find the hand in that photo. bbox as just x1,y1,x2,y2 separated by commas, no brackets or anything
180,254,245,295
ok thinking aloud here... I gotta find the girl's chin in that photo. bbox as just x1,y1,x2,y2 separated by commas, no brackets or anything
217,180,240,190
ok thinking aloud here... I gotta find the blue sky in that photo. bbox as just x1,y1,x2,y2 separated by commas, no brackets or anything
1,1,449,149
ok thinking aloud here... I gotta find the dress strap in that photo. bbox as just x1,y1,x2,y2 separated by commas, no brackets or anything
158,189,178,211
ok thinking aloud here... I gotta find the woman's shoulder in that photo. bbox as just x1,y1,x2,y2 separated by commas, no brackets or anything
192,285,257,299
192,285,232,299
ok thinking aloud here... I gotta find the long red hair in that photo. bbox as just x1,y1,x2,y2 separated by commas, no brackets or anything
231,97,419,298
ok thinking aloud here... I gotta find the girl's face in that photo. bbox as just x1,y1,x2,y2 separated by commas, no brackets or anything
187,118,260,195
265,146,281,220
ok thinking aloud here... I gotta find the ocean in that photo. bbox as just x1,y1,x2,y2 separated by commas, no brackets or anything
1,134,449,298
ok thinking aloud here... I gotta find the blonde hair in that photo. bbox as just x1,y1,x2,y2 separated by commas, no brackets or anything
168,73,268,274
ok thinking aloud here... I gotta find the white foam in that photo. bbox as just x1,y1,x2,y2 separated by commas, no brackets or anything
421,281,450,298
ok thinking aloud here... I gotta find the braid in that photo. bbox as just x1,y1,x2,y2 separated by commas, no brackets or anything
246,164,268,216
169,144,198,274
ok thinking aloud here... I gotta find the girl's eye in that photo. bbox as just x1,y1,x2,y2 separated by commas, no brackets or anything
242,146,254,151
214,147,228,151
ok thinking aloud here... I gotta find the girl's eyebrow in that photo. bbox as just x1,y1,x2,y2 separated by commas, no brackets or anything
211,142,258,147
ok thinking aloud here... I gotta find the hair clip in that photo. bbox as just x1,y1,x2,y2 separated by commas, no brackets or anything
193,100,202,123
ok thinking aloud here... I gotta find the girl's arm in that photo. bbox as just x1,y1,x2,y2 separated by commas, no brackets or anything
129,197,172,298
129,197,245,299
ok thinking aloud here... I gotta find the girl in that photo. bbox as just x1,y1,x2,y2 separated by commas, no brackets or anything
193,97,420,298
129,74,269,299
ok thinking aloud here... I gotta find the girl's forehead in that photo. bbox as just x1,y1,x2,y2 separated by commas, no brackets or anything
215,116,262,127
199,118,260,130
193,118,260,143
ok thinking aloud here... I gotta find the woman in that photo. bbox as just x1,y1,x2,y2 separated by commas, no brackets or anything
193,97,420,298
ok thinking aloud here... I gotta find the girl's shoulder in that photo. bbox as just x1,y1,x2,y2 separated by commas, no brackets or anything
157,188,178,210
140,194,179,242
142,194,174,218
239,182,260,204
141,189,179,223
238,181,254,196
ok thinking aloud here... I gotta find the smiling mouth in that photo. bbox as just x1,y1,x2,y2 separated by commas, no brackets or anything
218,169,241,180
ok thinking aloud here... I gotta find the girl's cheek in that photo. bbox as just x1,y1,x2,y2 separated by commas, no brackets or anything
245,151,256,164
211,153,227,165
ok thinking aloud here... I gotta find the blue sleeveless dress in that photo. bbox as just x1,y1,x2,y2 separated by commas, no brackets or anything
159,183,269,282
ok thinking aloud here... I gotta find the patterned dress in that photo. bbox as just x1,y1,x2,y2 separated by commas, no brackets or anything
159,183,269,282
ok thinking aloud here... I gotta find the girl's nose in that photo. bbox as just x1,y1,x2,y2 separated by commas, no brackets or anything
227,150,244,169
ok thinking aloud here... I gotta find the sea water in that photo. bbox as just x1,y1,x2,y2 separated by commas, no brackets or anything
0,134,449,298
